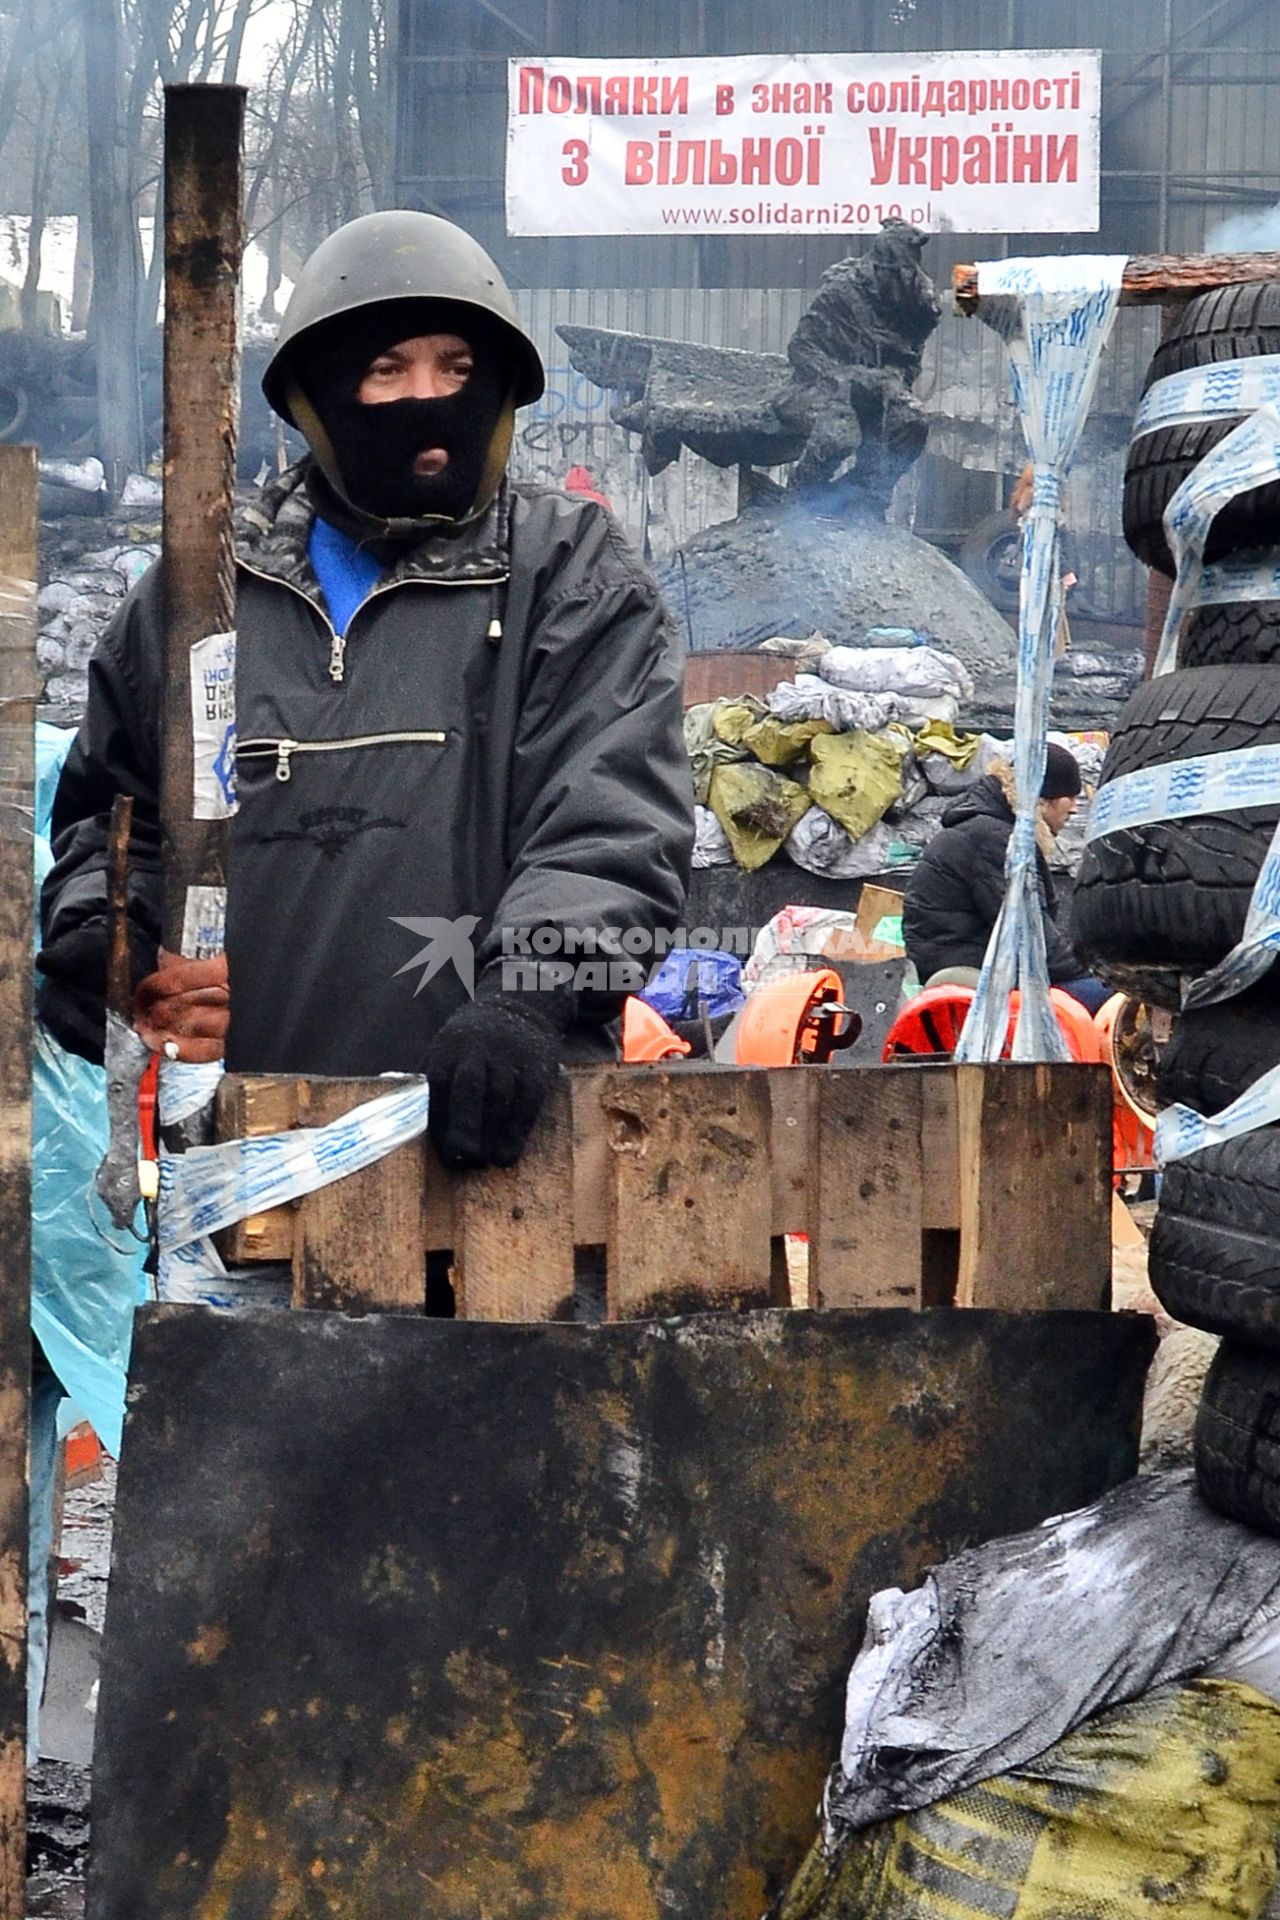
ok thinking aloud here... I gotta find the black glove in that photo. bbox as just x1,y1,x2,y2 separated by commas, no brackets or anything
425,970,574,1169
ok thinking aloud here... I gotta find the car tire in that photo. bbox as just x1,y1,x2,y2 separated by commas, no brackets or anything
1073,666,1280,1003
1150,1135,1280,1349
1194,1337,1280,1536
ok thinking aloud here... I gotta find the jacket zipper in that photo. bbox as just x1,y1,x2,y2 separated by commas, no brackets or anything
238,730,448,784
237,559,509,686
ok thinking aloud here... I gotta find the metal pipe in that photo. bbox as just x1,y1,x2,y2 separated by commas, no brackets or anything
1158,0,1175,253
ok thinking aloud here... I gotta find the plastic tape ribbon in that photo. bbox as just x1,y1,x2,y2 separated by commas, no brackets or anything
156,1077,430,1293
1157,1057,1280,1164
1086,740,1280,844
956,254,1126,1065
1197,550,1280,608
1153,405,1280,679
1134,353,1280,439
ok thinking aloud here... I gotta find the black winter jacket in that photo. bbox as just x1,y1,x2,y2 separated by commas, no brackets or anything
39,467,694,1074
902,774,1084,986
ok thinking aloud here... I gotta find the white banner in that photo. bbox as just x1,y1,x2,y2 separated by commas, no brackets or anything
506,50,1101,238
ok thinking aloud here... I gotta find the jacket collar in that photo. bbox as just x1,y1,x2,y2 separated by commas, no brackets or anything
236,461,512,596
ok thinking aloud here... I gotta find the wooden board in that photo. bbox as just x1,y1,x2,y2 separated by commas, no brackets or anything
602,1066,777,1317
159,84,243,952
213,1077,301,1264
766,1068,814,1238
292,1079,428,1313
811,1069,923,1310
0,444,37,1920
454,1080,576,1321
919,1066,960,1231
955,1063,1112,1312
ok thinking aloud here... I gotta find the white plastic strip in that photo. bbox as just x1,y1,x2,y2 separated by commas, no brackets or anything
956,255,1127,1064
1153,405,1280,678
190,630,237,819
156,1078,430,1297
1133,354,1280,439
1086,741,1280,844
180,884,226,960
1156,1057,1280,1164
1196,551,1280,608
157,1057,226,1128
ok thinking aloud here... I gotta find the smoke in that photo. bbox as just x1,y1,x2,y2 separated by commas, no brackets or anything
1206,204,1280,254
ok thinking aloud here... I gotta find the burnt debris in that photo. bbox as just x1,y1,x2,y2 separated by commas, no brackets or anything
559,219,941,514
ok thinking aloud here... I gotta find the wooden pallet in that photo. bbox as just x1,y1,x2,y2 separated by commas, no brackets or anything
216,1060,1113,1320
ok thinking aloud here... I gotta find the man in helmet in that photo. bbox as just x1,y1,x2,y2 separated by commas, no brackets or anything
38,213,694,1170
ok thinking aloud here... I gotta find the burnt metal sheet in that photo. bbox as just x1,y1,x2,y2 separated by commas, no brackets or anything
89,1305,1154,1920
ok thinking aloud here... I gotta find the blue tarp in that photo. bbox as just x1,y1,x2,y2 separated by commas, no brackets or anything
640,948,745,1021
32,724,147,1456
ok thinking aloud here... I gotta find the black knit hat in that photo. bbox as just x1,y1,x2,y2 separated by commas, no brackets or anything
1041,743,1083,801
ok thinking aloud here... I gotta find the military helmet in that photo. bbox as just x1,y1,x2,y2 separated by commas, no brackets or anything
262,211,544,422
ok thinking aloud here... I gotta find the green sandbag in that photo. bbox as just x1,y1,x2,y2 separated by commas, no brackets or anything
684,701,750,806
807,730,906,842
708,762,810,870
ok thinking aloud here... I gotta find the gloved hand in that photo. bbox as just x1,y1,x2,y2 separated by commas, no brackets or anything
426,970,573,1169
132,949,230,1063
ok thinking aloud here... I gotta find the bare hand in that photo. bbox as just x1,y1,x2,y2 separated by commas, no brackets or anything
133,948,229,1063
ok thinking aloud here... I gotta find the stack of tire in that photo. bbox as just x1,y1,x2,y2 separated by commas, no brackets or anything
1075,281,1280,1538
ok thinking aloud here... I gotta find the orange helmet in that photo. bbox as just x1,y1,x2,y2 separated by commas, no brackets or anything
735,970,860,1067
621,997,693,1063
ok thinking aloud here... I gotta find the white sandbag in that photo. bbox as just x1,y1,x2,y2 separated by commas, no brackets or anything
692,804,734,868
818,643,975,702
824,1468,1280,1844
765,674,902,733
919,733,1008,794
785,807,896,880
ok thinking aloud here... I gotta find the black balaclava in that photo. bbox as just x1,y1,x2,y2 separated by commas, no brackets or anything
292,298,513,532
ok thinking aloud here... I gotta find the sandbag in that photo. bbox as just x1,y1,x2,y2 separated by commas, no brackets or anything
766,675,903,734
682,701,750,806
776,1679,1280,1920
786,808,896,880
692,804,733,867
826,1468,1280,1838
711,697,834,766
807,730,907,841
707,762,810,870
818,643,975,701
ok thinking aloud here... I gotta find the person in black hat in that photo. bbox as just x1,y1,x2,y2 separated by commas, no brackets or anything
38,212,694,1172
903,742,1110,1014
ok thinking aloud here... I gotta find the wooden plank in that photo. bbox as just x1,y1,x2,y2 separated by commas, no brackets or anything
214,1077,301,1264
920,1065,960,1231
955,1063,1112,1311
569,1066,609,1246
1112,1189,1146,1250
160,83,243,954
603,1066,776,1318
767,1067,814,1236
0,443,37,1920
292,1079,427,1313
954,248,1280,314
810,1068,923,1310
454,1080,576,1321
